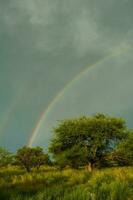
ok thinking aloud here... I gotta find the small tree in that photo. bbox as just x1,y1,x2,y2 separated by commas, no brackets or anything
32,146,50,170
49,114,127,171
0,147,13,167
16,146,49,172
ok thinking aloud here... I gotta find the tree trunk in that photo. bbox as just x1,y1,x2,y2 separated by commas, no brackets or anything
37,165,40,171
26,166,31,173
86,162,93,172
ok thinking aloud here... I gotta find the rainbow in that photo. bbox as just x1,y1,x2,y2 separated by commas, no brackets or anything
0,86,26,136
0,80,32,137
28,44,133,147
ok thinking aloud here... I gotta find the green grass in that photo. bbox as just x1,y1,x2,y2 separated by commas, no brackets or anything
0,166,132,200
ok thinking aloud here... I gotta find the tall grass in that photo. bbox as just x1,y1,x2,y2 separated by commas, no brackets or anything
0,166,132,200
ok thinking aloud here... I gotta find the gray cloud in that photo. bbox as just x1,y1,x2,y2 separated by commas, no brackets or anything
0,0,133,150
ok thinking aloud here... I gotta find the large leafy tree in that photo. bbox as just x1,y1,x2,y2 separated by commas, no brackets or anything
16,146,50,172
49,114,127,170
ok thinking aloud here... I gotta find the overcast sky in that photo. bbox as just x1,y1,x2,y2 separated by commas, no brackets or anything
0,0,133,150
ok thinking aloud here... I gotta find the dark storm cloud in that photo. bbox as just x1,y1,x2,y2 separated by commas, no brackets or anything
0,0,133,149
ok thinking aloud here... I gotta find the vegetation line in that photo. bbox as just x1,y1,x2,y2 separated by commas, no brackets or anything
0,113,133,200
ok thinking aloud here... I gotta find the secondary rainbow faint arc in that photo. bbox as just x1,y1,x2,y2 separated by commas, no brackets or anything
0,83,27,136
0,78,35,137
28,45,133,147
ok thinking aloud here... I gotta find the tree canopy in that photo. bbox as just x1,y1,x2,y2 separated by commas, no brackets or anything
112,131,133,166
0,147,13,167
16,146,50,172
49,114,128,170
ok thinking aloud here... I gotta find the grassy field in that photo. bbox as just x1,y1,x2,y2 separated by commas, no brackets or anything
0,166,133,200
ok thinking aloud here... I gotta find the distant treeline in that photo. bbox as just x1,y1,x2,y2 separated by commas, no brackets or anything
0,113,133,172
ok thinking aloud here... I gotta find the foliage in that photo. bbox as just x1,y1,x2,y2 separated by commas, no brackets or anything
16,146,50,172
0,147,13,167
49,114,127,169
0,166,132,200
112,131,133,166
0,113,133,199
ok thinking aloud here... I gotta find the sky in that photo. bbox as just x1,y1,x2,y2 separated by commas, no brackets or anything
0,0,133,151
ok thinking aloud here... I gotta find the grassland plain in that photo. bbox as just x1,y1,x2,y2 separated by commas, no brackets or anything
0,166,133,200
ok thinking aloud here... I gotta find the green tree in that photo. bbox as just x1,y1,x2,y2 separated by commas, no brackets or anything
49,114,127,170
16,146,49,172
32,146,51,170
112,131,133,166
0,147,13,167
